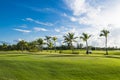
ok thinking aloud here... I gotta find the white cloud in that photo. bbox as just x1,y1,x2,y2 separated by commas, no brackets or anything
65,0,87,16
70,17,77,22
33,27,48,32
26,18,53,26
19,25,27,28
13,38,23,42
65,0,120,27
14,28,31,33
64,0,120,47
55,29,60,32
26,18,33,21
54,26,70,34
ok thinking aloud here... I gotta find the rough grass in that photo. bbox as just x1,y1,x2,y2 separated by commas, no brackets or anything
0,51,120,80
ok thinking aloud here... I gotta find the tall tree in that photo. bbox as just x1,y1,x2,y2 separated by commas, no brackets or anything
80,33,91,54
100,29,110,55
44,36,51,51
0,41,9,50
48,41,53,53
52,37,57,52
17,40,28,53
2,43,8,50
28,41,38,52
37,38,44,52
63,33,77,53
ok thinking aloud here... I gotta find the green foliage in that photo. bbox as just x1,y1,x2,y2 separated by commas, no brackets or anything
44,36,52,51
52,37,57,42
0,31,116,54
37,38,44,51
64,33,77,45
27,41,39,52
52,36,58,52
100,29,110,55
17,40,28,52
80,33,91,41
100,29,110,37
44,36,51,43
80,33,91,54
63,33,77,53
48,41,53,49
37,38,44,45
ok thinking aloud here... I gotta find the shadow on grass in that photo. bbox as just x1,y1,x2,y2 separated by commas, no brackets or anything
46,54,120,59
46,54,107,58
105,55,120,59
5,54,28,57
47,54,80,57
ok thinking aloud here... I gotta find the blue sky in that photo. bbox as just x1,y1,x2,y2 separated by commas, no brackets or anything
0,0,68,42
0,0,120,47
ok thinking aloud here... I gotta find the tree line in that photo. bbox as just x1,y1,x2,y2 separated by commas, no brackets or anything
0,29,119,55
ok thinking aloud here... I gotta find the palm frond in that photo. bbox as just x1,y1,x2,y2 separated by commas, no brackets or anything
100,29,110,37
80,33,91,41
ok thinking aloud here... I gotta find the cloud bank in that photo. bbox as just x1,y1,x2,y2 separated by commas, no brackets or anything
64,0,120,47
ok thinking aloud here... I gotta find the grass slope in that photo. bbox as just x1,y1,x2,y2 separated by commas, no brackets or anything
0,53,120,80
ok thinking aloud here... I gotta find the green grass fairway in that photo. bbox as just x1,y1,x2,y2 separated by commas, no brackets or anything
0,53,120,80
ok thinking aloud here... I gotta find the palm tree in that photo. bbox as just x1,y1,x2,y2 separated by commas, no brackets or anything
80,33,91,54
0,41,8,50
17,40,28,53
100,29,110,55
28,41,38,51
52,37,57,52
2,43,8,50
63,33,77,53
37,38,44,52
48,41,53,53
44,36,51,51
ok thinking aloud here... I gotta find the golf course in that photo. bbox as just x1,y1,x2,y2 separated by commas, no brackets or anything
0,50,120,80
1,0,120,80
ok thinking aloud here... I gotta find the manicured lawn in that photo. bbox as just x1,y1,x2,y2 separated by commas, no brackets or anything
0,51,120,80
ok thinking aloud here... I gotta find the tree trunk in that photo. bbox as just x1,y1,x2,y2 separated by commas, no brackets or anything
21,46,23,53
40,45,43,52
71,43,74,54
105,37,108,55
41,46,43,52
47,42,48,52
86,41,88,54
54,42,56,52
